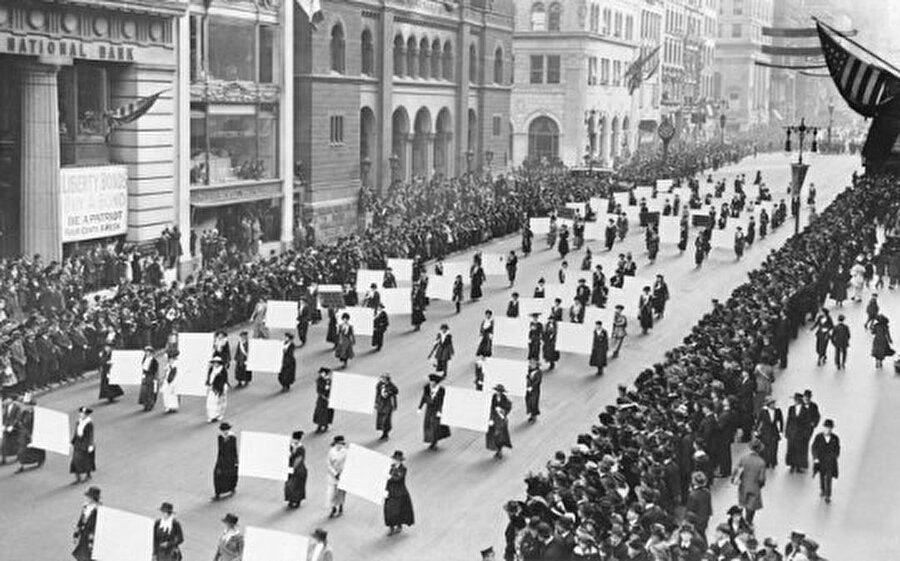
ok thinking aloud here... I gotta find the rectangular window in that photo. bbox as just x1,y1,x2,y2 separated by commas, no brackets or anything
546,55,561,84
259,26,277,84
588,57,598,85
614,12,623,37
208,17,256,81
330,115,344,145
613,61,621,86
601,58,610,85
733,0,743,15
625,15,634,40
732,23,742,38
493,115,502,136
530,55,544,84
190,15,204,82
190,105,279,185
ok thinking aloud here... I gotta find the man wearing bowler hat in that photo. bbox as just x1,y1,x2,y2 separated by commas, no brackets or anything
72,486,101,561
153,502,184,561
811,419,841,503
213,513,243,561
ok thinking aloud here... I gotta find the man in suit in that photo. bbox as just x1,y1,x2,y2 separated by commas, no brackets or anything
811,419,841,503
307,528,333,561
755,397,784,468
153,502,185,561
732,439,767,523
831,314,850,369
213,513,243,561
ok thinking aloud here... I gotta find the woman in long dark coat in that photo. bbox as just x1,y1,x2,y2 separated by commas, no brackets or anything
871,314,893,368
411,283,427,330
557,225,570,259
284,431,307,508
527,314,543,362
15,393,44,471
138,346,159,412
152,502,184,561
70,406,96,483
334,314,356,367
589,322,609,376
470,263,485,300
525,364,542,423
542,318,559,370
476,311,494,358
1,395,21,463
326,308,338,346
755,397,783,468
638,288,654,334
279,333,297,391
486,385,512,458
375,374,399,440
97,344,123,402
233,331,251,387
213,422,238,500
384,450,415,535
417,375,450,450
313,368,335,433
372,304,389,351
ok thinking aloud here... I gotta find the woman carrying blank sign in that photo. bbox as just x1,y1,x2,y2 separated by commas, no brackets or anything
284,431,307,509
486,385,513,459
418,375,450,450
334,314,355,369
384,450,415,536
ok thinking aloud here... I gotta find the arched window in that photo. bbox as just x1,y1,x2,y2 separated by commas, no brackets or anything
548,2,562,31
590,5,599,32
419,38,430,78
493,46,504,84
361,29,374,75
330,24,345,73
531,2,546,31
469,43,478,83
431,39,442,79
407,37,418,78
528,116,559,161
393,35,405,76
443,42,453,80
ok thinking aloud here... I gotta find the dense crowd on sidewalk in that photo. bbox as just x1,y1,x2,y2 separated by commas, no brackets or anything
499,173,900,560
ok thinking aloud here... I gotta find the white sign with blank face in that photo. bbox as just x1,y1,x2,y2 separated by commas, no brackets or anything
31,406,70,455
656,179,674,192
329,372,378,414
493,317,529,349
441,386,491,432
556,322,594,355
622,206,641,225
481,253,507,276
238,431,290,480
530,217,551,234
518,297,547,318
634,186,654,202
589,197,609,213
355,269,386,294
673,187,691,202
441,262,470,283
244,527,309,561
387,258,414,283
711,226,735,249
543,284,572,305
265,301,298,330
426,275,454,301
658,216,682,244
584,221,605,241
339,306,374,337
583,306,614,328
644,198,665,212
108,350,144,385
176,332,214,396
613,191,632,208
381,288,411,316
482,358,528,396
93,506,154,561
247,339,284,373
338,443,392,504
744,183,760,200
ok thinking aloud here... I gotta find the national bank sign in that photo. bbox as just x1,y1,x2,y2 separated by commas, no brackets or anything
4,36,135,61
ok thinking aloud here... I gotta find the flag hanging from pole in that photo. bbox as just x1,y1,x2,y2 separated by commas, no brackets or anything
625,46,660,95
104,89,167,143
295,0,324,28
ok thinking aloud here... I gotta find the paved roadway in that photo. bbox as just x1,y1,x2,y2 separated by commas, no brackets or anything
0,153,861,561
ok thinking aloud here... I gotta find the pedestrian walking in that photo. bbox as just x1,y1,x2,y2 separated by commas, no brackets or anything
731,440,767,524
610,305,627,358
384,450,415,535
153,502,185,561
372,303,389,351
477,310,494,358
525,361,542,423
97,343,123,403
213,422,238,500
486,385,512,459
506,250,518,287
785,393,809,473
313,367,335,433
213,331,231,370
160,352,180,413
308,529,333,561
470,261,485,301
69,406,96,483
811,308,833,366
639,286,654,334
213,513,243,561
734,226,745,260
72,486,101,561
811,419,841,503
334,314,355,369
589,321,609,376
15,392,44,472
506,292,520,318
652,274,669,318
871,314,893,368
375,374,399,440
527,313,543,362
233,331,251,388
418,374,450,450
521,224,533,256
296,299,311,346
1,394,20,464
542,317,559,370
755,397,783,468
452,274,464,313
865,294,879,330
326,435,348,518
831,314,850,369
428,324,454,377
284,431,307,509
206,356,229,423
138,346,159,412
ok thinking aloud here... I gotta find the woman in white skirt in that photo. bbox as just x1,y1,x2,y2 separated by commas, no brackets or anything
326,435,348,518
850,255,866,302
160,352,180,413
205,356,229,423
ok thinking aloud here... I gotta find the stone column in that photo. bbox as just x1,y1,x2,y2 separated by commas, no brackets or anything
20,63,61,261
425,133,436,179
280,0,295,246
176,12,194,277
404,133,414,180
601,116,612,167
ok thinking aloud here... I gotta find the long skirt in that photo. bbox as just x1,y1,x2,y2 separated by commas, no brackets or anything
476,335,492,357
785,434,809,469
160,380,180,412
98,370,124,400
313,397,334,427
335,339,354,361
384,492,415,527
205,389,227,422
486,419,512,451
526,389,541,417
69,448,96,474
138,378,157,411
284,465,307,504
423,413,451,443
376,409,393,433
326,478,346,508
1,428,19,457
235,361,251,384
213,465,238,495
18,438,45,466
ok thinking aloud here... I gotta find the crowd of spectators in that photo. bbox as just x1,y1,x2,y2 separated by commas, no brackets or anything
499,172,900,560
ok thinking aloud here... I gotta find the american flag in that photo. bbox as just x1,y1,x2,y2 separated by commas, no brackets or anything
817,22,900,118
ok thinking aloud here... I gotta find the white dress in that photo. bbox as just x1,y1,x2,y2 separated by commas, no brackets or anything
160,363,180,412
205,365,228,422
326,445,347,508
850,263,865,300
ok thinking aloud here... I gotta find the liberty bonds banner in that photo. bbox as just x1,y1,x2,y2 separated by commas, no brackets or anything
59,166,128,242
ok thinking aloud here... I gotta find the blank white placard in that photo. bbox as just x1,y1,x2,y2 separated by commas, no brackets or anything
644,198,664,212
93,506,154,561
175,332,214,397
613,191,632,208
482,253,507,276
265,301,298,330
622,206,641,225
530,217,550,234
238,430,290,481
338,443,392,504
108,350,144,386
556,322,594,355
543,284,573,305
442,262,469,283
482,358,528,397
744,183,760,200
339,306,374,337
426,275,454,301
244,527,309,561
658,216,682,244
441,386,491,432
711,226,735,249
518,297,547,318
656,179,674,192
387,258,414,283
493,317,529,349
382,288,411,316
247,339,284,373
634,186,654,202
583,306,614,328
673,187,691,202
31,406,70,455
355,269,386,294
589,197,609,213
329,372,378,414
584,221,605,241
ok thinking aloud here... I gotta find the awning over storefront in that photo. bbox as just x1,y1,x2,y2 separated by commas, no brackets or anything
190,180,283,208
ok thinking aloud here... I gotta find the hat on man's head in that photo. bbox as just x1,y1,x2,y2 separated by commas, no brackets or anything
219,422,232,431
391,450,406,461
291,430,304,440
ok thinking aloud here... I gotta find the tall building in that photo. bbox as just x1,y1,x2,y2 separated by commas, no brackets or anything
713,0,774,131
293,0,514,241
511,0,640,167
636,0,664,147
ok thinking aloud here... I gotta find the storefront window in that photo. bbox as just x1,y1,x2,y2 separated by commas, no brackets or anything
191,105,279,185
76,66,106,136
259,26,278,83
208,17,256,81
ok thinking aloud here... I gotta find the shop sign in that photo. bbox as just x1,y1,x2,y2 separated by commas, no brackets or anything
2,36,134,61
60,166,129,243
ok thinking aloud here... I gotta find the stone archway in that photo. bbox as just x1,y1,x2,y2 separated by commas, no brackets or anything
391,107,410,181
359,107,376,186
435,107,453,177
611,116,620,160
412,107,432,178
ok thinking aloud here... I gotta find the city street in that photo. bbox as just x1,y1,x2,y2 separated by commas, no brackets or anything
1,154,864,560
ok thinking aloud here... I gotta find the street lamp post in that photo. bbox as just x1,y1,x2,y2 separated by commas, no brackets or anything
784,117,819,234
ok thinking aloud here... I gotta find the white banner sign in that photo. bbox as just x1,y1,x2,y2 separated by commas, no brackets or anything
338,443,392,504
329,372,378,414
441,387,492,432
238,431,291,480
93,506,154,561
59,166,128,243
31,406,70,455
244,527,309,561
108,350,144,386
175,332,214,396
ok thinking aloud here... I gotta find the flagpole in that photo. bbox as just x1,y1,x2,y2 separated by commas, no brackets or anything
815,17,900,78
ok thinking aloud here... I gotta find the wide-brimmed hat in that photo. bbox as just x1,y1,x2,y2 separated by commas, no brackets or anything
221,513,238,525
219,422,232,431
331,435,346,445
78,406,93,414
84,486,101,501
391,450,406,461
493,384,507,393
159,502,174,514
291,430,304,440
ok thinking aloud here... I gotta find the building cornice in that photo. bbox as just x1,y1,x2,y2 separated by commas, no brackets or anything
64,0,189,17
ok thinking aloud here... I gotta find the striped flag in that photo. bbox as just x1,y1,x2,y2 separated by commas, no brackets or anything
104,89,166,142
817,23,900,118
296,0,323,28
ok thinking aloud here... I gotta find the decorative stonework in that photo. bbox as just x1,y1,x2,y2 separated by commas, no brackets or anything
191,180,283,206
191,81,282,104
